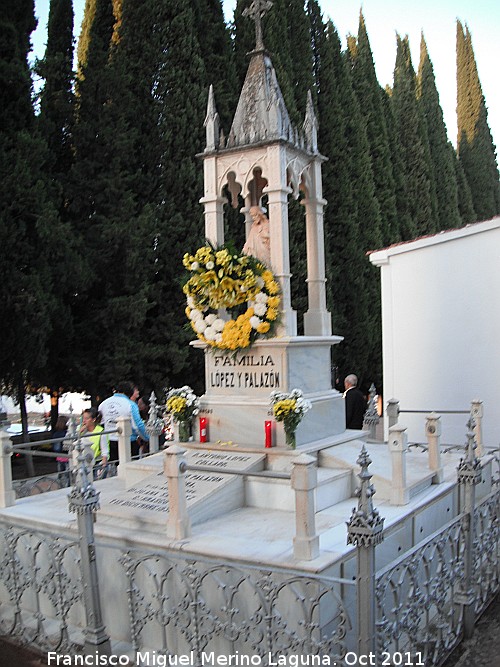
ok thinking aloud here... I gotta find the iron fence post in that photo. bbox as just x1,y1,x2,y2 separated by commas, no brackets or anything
347,446,384,658
456,418,482,638
68,436,111,656
470,399,483,458
0,430,15,507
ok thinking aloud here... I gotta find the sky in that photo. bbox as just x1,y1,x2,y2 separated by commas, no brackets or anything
31,0,500,152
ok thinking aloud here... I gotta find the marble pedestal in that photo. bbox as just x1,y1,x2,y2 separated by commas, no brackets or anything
191,336,345,448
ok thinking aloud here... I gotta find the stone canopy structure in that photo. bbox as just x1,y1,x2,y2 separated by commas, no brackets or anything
196,0,345,447
201,0,331,338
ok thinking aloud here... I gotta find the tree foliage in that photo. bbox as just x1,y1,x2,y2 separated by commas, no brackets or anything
456,21,500,221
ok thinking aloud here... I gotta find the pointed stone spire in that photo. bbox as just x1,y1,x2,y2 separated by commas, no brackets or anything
303,90,318,153
204,84,220,152
346,445,384,546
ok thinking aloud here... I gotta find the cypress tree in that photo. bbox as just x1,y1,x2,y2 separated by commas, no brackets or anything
454,150,476,224
317,20,382,389
70,0,159,399
456,21,500,220
35,0,80,424
391,34,438,237
0,0,58,429
143,0,209,394
417,34,461,231
347,11,398,245
192,0,238,133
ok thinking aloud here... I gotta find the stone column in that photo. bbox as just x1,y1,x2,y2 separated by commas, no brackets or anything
386,398,399,430
265,181,297,336
470,399,483,458
0,430,16,508
347,446,385,659
117,416,132,478
425,412,444,483
456,420,482,638
302,160,331,336
200,155,225,246
164,445,191,540
68,440,111,656
388,424,409,505
291,453,319,560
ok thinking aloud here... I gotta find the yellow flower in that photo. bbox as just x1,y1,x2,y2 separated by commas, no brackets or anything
266,308,278,321
167,396,187,415
257,322,270,333
266,280,280,295
267,296,280,308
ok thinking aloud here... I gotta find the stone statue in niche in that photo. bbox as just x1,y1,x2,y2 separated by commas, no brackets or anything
243,206,271,267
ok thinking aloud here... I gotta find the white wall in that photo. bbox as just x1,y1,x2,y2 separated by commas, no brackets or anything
370,217,500,448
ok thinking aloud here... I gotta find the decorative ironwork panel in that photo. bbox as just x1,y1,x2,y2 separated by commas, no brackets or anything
472,488,500,615
120,550,352,663
376,516,465,666
0,525,84,654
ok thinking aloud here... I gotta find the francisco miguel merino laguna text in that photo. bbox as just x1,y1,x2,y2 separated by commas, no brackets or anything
47,651,334,666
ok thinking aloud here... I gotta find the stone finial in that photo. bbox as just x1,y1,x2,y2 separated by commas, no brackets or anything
347,446,384,546
146,391,164,438
204,85,220,152
68,436,100,515
243,0,273,51
363,383,380,440
303,90,318,152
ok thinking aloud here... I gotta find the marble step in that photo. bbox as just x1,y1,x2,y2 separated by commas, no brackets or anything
319,439,438,504
245,466,352,512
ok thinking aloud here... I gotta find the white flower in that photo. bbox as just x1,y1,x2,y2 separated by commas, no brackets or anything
240,285,247,292
206,261,215,269
250,316,261,329
194,319,207,334
213,318,226,332
255,292,268,303
204,326,217,340
215,333,223,343
187,296,195,309
190,308,203,321
256,276,265,288
190,261,200,271
205,313,217,325
254,302,267,317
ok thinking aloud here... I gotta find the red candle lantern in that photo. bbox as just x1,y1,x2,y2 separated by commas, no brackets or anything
199,417,208,443
265,420,272,448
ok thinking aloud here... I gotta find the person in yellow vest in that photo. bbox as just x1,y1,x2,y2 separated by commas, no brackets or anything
80,407,109,479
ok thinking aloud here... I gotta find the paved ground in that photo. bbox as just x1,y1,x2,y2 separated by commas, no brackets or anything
1,594,498,666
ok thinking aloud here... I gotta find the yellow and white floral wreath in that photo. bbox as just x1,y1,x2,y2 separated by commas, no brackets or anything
183,243,280,351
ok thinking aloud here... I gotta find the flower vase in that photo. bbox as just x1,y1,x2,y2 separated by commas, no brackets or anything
178,420,191,442
284,425,296,449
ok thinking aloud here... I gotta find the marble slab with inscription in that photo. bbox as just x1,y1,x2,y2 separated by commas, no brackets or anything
98,449,265,529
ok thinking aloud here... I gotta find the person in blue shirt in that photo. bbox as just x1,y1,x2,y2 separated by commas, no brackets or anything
98,381,150,462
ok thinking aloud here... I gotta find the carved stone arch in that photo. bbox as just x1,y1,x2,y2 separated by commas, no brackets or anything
299,163,313,198
247,166,268,207
223,171,243,209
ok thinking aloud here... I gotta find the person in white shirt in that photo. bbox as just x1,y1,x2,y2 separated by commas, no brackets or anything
98,381,149,462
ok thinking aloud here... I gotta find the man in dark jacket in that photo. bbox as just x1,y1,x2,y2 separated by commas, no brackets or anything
344,374,367,429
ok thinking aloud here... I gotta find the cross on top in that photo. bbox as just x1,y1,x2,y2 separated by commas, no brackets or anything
243,0,273,51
